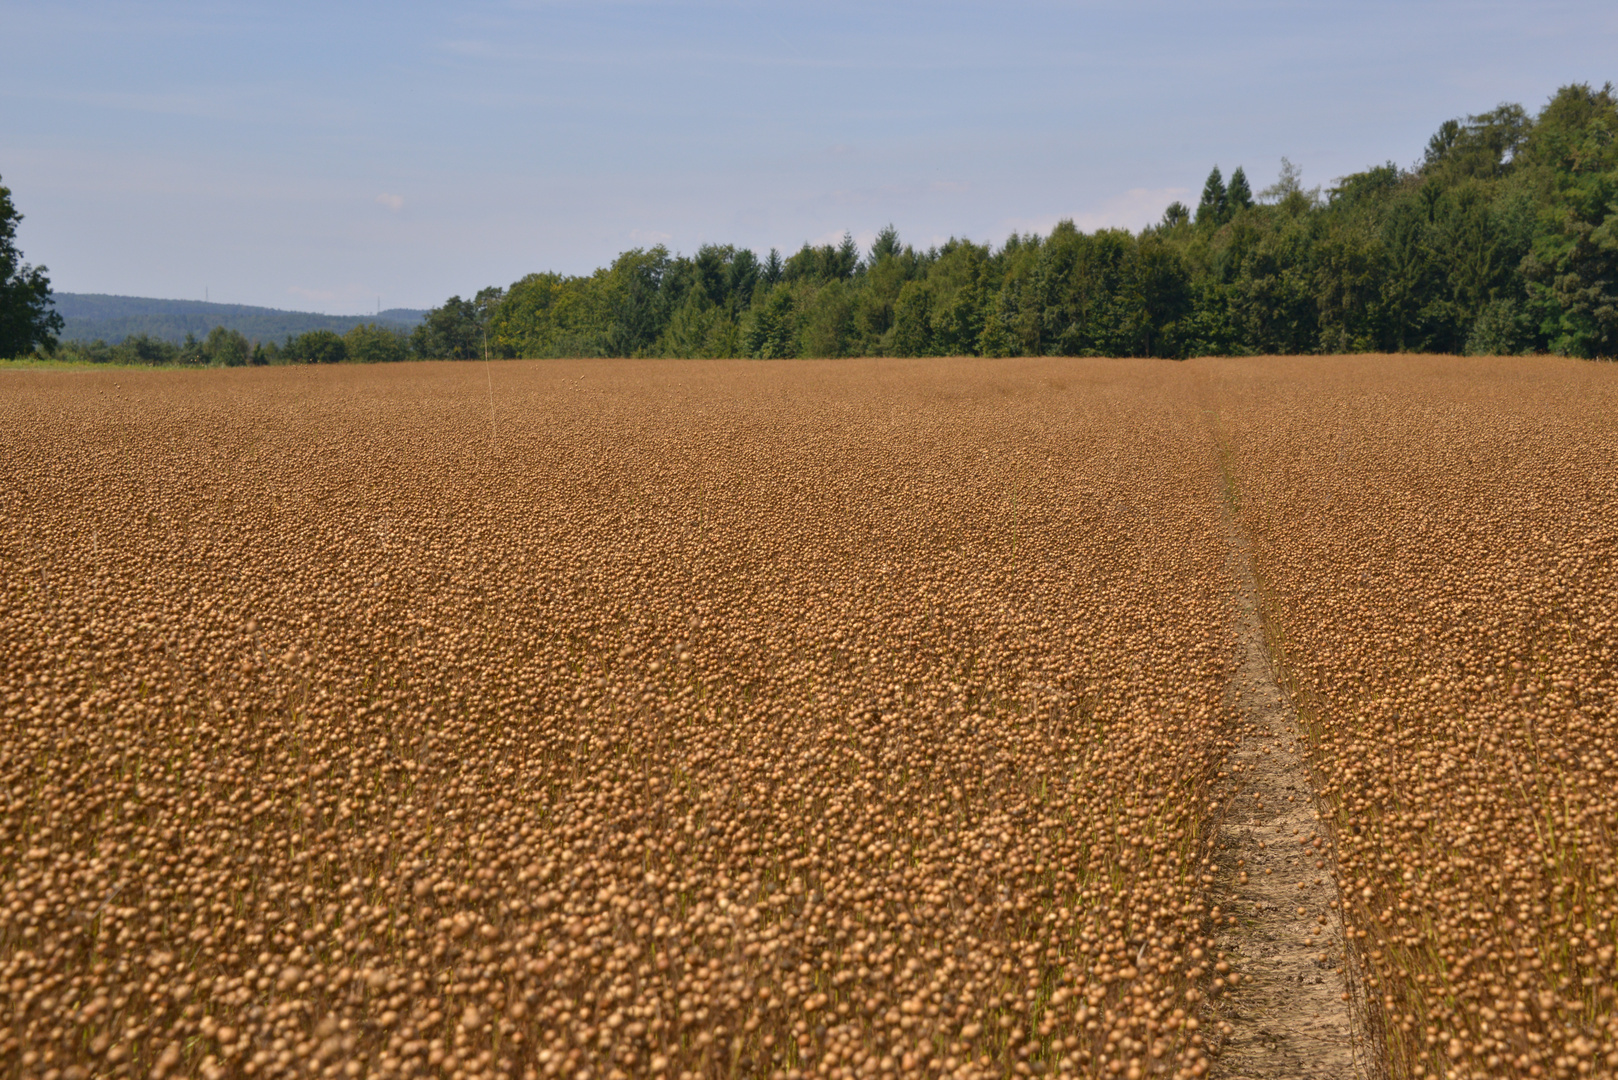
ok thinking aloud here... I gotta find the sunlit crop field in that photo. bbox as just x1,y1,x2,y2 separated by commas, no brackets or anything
1207,356,1618,1080
4,356,1614,1080
2,359,1243,1080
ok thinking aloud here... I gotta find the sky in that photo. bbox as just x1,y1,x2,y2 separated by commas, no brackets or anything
4,1,1616,315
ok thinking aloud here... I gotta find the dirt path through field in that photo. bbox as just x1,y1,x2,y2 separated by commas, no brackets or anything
1209,478,1361,1080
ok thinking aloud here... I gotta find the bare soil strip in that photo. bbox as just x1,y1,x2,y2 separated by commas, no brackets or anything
1210,497,1361,1079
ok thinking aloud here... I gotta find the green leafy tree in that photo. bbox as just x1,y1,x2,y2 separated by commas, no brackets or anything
288,328,347,364
988,234,1045,356
343,322,410,363
403,83,1618,365
1227,212,1319,353
1312,224,1385,353
742,284,798,358
851,228,925,354
659,289,740,358
0,174,63,356
491,273,600,358
1257,158,1319,216
926,239,991,356
1519,82,1618,358
123,334,181,366
890,280,934,357
1378,197,1452,352
725,249,762,313
598,247,672,357
471,286,506,358
977,288,1018,358
203,325,251,367
1423,105,1532,183
783,234,860,285
1040,225,1147,355
799,280,856,358
178,332,206,366
1134,234,1193,356
411,296,482,359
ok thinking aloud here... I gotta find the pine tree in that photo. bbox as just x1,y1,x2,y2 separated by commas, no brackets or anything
762,248,784,287
1196,167,1228,227
1227,167,1253,213
867,225,902,265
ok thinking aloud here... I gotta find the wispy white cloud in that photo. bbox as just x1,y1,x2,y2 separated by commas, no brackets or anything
376,193,406,212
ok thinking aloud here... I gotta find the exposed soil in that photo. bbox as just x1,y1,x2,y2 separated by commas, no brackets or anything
1209,487,1362,1079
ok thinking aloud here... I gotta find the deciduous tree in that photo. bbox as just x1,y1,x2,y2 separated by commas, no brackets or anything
0,174,62,357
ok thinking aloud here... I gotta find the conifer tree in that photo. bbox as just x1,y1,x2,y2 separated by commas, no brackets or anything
1196,167,1228,227
1227,166,1253,213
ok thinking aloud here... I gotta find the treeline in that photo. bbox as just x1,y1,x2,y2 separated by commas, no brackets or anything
410,81,1612,362
45,293,427,349
47,322,415,366
34,81,1615,366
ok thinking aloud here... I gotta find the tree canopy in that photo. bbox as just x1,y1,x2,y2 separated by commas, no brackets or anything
0,174,63,357
25,81,1618,365
402,83,1617,362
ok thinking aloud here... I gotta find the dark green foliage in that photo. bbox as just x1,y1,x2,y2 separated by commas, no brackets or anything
782,234,860,285
204,326,251,367
0,174,63,357
45,333,179,366
1518,83,1618,358
1424,104,1532,183
45,318,411,367
762,249,784,287
343,322,411,364
890,280,934,358
1227,168,1253,214
743,284,798,359
410,81,1618,362
1197,167,1228,228
867,224,903,264
410,296,483,359
20,85,1618,365
286,329,347,364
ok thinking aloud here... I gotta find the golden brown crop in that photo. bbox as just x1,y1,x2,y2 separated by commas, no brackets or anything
1,358,1246,1080
1209,355,1618,1079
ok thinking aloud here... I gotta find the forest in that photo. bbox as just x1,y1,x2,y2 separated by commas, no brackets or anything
415,83,1617,362
26,81,1618,364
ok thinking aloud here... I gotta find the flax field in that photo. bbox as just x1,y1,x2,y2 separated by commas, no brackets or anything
2,356,1615,1080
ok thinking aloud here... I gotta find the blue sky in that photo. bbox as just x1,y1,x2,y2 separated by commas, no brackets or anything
4,1,1615,315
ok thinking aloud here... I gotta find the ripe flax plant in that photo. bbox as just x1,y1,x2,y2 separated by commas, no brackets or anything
1,359,1244,1080
1211,354,1618,1080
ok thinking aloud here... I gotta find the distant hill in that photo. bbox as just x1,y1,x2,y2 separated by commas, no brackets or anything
50,293,429,345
